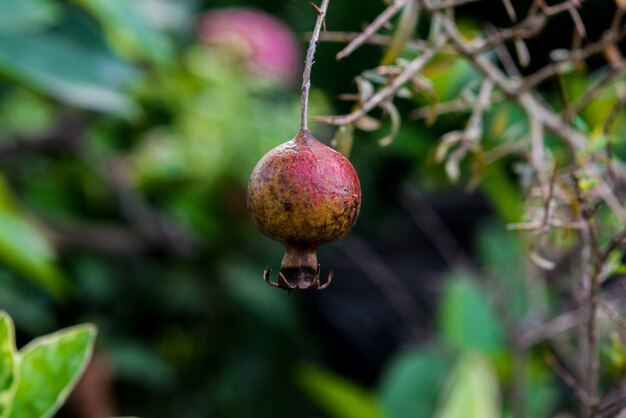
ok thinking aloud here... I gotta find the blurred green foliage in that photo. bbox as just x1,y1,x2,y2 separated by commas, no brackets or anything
0,175,69,299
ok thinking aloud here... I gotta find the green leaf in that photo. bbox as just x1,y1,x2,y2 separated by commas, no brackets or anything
0,34,138,116
297,364,387,418
476,225,528,319
526,358,558,418
423,54,479,102
378,346,450,418
380,0,419,65
0,0,60,35
0,312,18,418
480,163,524,224
0,175,71,299
438,273,505,356
70,0,174,65
433,352,501,418
9,324,97,418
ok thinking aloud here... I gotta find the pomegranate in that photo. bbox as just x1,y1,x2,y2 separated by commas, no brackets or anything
248,129,361,291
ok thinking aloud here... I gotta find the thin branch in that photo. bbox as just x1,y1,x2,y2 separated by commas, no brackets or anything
600,300,626,331
410,89,506,120
545,351,594,406
43,219,154,256
301,0,330,132
475,14,547,53
315,39,446,125
539,163,559,239
100,158,196,256
336,0,406,60
426,0,483,10
528,112,548,201
396,183,475,269
341,235,427,340
507,220,586,231
568,4,586,39
517,308,583,348
599,225,626,262
442,78,494,181
571,174,602,417
537,0,587,17
525,24,626,89
435,10,626,223
611,7,625,34
516,304,618,348
566,65,626,121
501,0,517,21
599,398,626,417
315,31,432,52
486,25,521,78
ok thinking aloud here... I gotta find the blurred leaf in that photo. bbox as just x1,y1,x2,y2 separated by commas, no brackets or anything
0,34,138,116
433,352,501,418
526,357,558,418
0,272,57,335
528,250,556,270
378,346,450,418
133,45,331,200
356,76,375,103
0,0,60,35
559,71,623,134
221,261,297,330
605,250,626,277
0,175,71,300
0,312,17,418
380,1,419,65
378,101,401,147
355,116,381,132
514,38,530,68
480,163,524,223
297,364,387,418
477,225,528,319
438,273,505,356
435,131,462,163
423,54,479,102
134,0,193,32
410,75,438,126
0,89,56,139
109,341,173,389
332,124,355,157
71,0,174,65
484,102,527,143
9,324,96,418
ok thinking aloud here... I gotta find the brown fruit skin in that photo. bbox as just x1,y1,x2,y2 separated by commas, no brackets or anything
247,129,361,289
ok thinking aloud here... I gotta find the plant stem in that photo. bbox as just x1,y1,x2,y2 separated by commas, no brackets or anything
301,0,330,132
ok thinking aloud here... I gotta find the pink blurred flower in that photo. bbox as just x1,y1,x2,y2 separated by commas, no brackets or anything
197,7,302,87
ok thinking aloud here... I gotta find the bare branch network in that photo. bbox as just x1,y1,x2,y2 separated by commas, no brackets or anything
313,0,626,417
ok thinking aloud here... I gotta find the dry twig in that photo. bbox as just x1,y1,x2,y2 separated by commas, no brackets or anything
336,0,407,60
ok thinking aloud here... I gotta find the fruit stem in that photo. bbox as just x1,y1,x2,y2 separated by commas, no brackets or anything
301,0,330,132
280,246,319,289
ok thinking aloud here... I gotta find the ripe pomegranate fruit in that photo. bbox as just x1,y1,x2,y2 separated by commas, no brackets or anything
248,129,361,291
